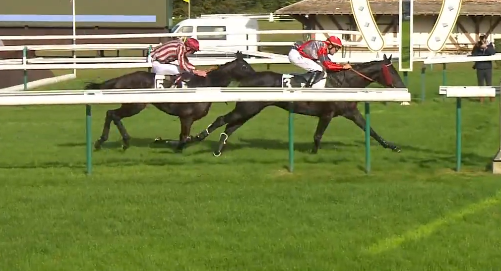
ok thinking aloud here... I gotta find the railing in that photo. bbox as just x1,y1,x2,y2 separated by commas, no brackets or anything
438,86,498,172
0,87,411,175
0,28,488,92
0,29,362,41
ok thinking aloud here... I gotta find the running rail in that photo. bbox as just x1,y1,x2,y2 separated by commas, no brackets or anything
0,87,410,175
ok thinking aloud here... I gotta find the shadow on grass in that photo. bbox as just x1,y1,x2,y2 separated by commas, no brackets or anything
57,136,360,153
25,137,493,172
0,154,352,172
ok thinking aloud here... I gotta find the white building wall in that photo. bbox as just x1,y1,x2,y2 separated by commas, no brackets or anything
311,14,501,59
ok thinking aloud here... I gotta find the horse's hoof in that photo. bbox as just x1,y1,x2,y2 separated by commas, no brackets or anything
213,151,221,157
153,137,163,143
94,141,102,150
310,149,318,154
122,144,129,151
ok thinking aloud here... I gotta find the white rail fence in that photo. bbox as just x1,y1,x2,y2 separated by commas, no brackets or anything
0,87,411,105
0,29,489,91
0,28,459,61
0,87,411,175
0,29,383,91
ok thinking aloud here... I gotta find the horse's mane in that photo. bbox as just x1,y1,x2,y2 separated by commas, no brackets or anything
325,59,389,78
350,59,387,69
206,61,232,77
206,52,245,75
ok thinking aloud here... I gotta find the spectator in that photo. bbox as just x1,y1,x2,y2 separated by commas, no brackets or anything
471,34,496,103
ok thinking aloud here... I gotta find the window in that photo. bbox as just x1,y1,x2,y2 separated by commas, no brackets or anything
197,26,227,40
170,24,180,33
170,25,193,34
178,26,193,33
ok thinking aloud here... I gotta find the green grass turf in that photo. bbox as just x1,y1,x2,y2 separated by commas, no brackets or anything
2,24,501,269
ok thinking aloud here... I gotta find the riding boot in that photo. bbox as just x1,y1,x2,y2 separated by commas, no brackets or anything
306,71,323,88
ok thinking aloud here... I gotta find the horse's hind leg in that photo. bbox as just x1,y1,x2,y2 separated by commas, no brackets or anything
311,116,333,154
343,109,401,152
94,109,114,150
175,117,194,153
94,103,147,150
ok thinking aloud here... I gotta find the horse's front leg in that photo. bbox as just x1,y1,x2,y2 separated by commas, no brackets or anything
192,109,241,142
343,108,401,152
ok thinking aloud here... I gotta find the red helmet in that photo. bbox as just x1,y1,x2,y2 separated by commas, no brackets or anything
184,38,200,51
326,36,343,47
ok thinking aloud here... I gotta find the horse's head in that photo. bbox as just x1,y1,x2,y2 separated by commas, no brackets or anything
208,51,256,81
343,54,406,88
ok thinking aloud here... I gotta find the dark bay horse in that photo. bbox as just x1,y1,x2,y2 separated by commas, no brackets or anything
189,54,406,156
86,51,256,152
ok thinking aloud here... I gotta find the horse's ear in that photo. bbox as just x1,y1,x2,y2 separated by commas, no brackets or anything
235,51,243,59
383,54,388,60
388,54,392,61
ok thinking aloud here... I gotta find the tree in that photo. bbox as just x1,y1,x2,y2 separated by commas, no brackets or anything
172,0,302,17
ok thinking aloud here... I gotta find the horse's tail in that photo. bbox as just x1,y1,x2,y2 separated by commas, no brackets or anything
84,76,121,90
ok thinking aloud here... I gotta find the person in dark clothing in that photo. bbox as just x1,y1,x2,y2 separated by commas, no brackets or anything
471,34,496,103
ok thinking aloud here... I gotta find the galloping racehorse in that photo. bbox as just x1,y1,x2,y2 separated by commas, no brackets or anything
189,54,406,156
86,51,256,152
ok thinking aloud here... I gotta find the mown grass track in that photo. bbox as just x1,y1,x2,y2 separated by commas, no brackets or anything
1,40,501,269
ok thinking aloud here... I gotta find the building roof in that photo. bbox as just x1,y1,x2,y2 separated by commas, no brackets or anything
275,0,501,16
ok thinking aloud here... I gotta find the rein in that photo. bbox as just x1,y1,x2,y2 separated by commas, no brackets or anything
347,63,394,87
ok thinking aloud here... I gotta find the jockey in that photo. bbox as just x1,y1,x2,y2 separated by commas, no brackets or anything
150,37,207,77
288,35,352,88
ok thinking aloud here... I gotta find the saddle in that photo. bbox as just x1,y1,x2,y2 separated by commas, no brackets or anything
154,72,193,89
281,71,324,88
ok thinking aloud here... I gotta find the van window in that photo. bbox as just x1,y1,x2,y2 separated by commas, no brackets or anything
170,24,193,34
197,26,226,40
178,26,193,33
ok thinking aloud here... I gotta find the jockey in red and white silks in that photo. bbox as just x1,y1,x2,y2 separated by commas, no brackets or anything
150,38,207,77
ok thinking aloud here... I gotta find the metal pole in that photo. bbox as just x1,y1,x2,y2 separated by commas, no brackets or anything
420,65,426,102
166,0,173,29
442,63,447,102
499,82,501,151
86,105,92,174
288,102,294,172
147,45,152,72
442,63,447,85
365,102,371,173
456,97,462,172
23,46,27,90
72,0,76,76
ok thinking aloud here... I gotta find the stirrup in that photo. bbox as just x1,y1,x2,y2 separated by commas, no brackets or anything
174,75,182,85
172,75,188,89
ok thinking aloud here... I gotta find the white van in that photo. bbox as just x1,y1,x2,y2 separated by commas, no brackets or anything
169,17,259,55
